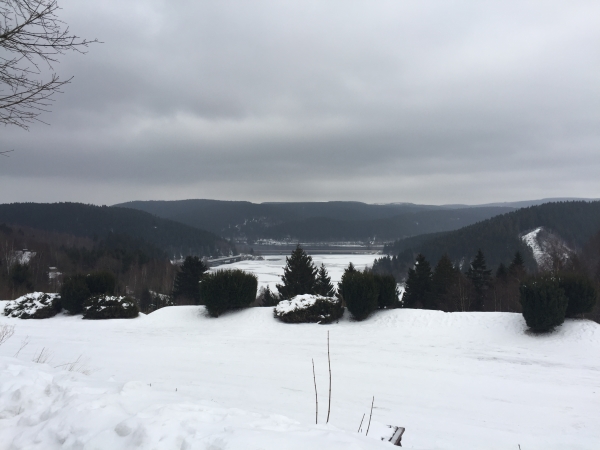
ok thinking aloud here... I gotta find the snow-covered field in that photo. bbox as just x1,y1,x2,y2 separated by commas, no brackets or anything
1,254,599,449
210,253,380,291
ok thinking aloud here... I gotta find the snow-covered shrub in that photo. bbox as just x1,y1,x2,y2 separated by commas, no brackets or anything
201,269,258,317
558,274,597,317
342,271,379,321
82,295,139,319
520,276,568,332
3,292,62,319
274,294,343,324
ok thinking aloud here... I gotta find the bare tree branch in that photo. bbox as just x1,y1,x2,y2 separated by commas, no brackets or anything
0,0,99,129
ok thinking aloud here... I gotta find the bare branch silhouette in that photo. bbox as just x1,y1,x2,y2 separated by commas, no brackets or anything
0,0,99,129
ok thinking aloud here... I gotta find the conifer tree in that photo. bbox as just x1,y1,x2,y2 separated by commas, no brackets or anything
495,263,508,280
260,285,280,307
466,249,492,311
520,275,567,332
403,254,433,309
314,263,335,297
432,254,458,309
336,262,357,303
173,256,208,304
508,251,527,281
276,245,318,299
343,270,379,320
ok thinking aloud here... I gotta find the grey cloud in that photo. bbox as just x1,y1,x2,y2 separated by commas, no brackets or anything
1,0,600,205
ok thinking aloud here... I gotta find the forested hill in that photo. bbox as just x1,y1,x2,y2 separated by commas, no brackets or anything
384,201,600,270
262,207,515,241
115,199,514,242
0,203,233,257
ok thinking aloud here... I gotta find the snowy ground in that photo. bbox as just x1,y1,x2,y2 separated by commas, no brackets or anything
1,254,599,449
210,253,380,292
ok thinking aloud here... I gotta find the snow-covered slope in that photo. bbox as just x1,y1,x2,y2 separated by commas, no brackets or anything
1,305,599,449
521,227,573,270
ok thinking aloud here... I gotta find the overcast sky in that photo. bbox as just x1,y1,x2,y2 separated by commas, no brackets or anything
1,0,599,205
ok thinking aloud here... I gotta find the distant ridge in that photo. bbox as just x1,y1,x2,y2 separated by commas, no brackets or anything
115,199,514,242
384,200,600,271
0,202,233,257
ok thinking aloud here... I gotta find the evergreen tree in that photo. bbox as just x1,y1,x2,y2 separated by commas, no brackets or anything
139,288,152,313
403,254,433,309
61,274,91,314
259,285,280,307
466,249,492,311
336,262,357,304
520,275,567,332
10,262,32,290
202,269,258,317
559,273,597,317
314,263,335,297
343,271,379,320
432,254,458,309
173,256,208,304
508,252,526,280
374,273,399,309
495,263,508,280
276,245,318,299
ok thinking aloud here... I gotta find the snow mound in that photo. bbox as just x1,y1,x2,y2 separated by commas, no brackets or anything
0,357,389,450
3,292,61,319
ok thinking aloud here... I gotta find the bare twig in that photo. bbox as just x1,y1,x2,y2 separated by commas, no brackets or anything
312,358,318,424
357,413,365,433
54,354,90,375
0,324,15,346
0,0,100,129
32,346,51,363
326,330,332,424
366,396,374,436
13,335,29,356
0,149,14,156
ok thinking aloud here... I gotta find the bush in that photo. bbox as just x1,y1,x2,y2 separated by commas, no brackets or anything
274,294,343,323
139,289,174,313
60,274,91,314
558,273,597,317
60,271,118,314
257,285,280,307
4,292,61,319
342,271,379,321
374,274,399,309
201,269,258,317
173,256,208,304
520,276,568,332
82,295,139,319
86,271,116,295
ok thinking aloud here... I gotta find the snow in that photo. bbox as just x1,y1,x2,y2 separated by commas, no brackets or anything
0,254,599,449
275,294,338,314
521,227,572,270
4,292,60,319
208,253,379,292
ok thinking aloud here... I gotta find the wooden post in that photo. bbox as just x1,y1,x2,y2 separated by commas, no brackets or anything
366,396,374,436
326,330,332,424
312,358,318,424
357,413,365,433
